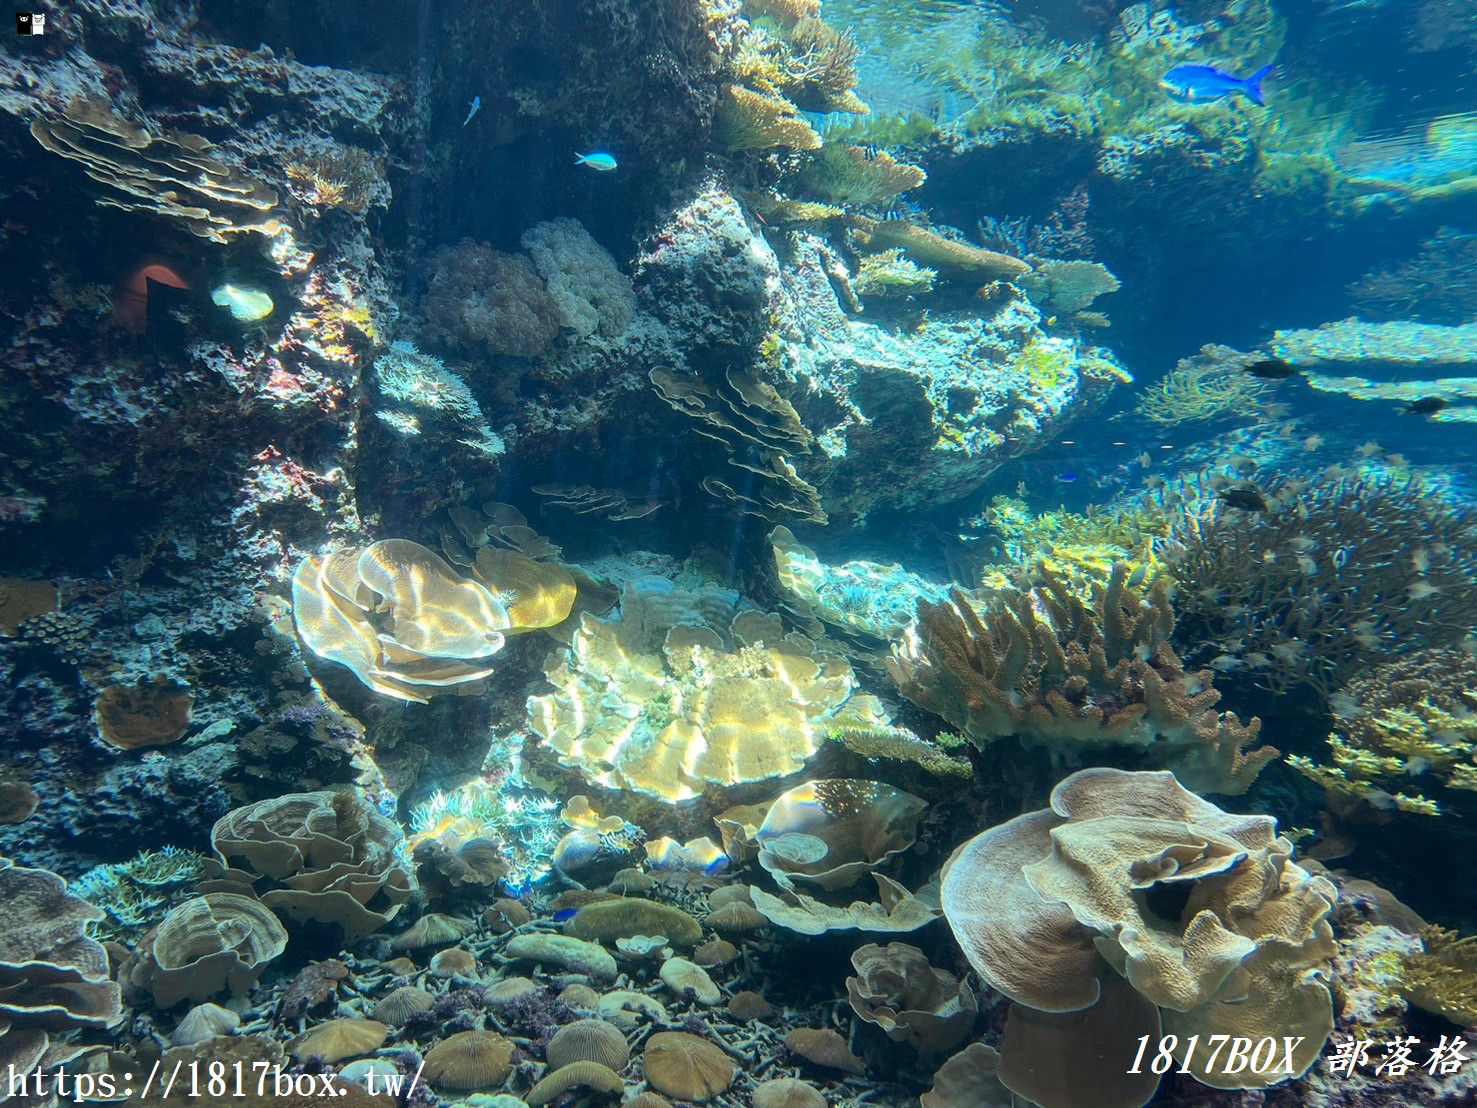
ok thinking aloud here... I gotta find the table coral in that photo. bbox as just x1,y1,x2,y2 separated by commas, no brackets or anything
889,563,1275,794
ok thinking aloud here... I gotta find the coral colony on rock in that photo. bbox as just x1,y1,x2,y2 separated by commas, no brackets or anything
3,1,1477,1106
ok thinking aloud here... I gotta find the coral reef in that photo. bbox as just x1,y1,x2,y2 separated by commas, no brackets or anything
1138,344,1274,426
890,563,1276,793
846,942,978,1054
943,768,1337,1097
520,218,637,339
420,241,562,358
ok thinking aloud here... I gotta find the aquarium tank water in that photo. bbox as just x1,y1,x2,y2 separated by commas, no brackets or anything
1,0,1475,1104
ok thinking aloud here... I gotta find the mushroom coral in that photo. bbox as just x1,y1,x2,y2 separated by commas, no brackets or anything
941,768,1337,1100
529,577,901,802
200,789,414,941
889,562,1275,795
0,859,122,1086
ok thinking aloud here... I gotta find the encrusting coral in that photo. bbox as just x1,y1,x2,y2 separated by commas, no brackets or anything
530,577,901,802
1290,648,1477,817
889,563,1276,794
93,678,193,750
200,789,414,940
942,768,1338,1098
0,859,122,1084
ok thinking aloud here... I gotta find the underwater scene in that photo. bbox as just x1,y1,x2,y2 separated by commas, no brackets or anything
2,0,1476,1105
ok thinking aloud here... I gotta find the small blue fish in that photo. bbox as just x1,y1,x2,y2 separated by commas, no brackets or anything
463,96,480,126
1055,472,1080,484
552,908,579,922
1162,63,1274,106
575,151,619,172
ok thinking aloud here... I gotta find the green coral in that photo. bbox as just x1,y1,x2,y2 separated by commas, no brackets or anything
854,250,936,298
1010,338,1076,391
1396,926,1477,1025
828,724,973,780
1137,344,1273,426
68,847,206,943
968,496,1170,593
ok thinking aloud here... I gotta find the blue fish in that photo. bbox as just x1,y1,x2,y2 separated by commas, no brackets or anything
576,151,619,172
1055,472,1080,484
1162,64,1274,106
463,96,480,126
552,908,579,922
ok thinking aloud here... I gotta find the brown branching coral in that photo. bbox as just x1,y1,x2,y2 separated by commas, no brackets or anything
889,564,1275,794
0,859,122,1082
1289,648,1477,816
420,241,562,357
31,99,281,244
1163,474,1477,697
713,85,822,152
201,789,414,941
942,768,1338,1098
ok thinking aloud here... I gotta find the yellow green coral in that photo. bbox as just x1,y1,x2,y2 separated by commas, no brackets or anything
714,84,822,152
854,250,936,298
1396,926,1477,1025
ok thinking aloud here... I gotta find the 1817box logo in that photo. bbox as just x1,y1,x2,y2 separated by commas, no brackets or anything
16,11,45,34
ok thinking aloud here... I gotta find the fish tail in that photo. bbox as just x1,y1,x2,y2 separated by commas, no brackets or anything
574,153,587,165
1245,64,1274,106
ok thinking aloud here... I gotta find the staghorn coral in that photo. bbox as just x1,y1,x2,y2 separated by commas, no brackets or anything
846,942,978,1054
420,240,562,357
530,578,899,801
889,563,1275,794
201,789,414,941
0,859,122,1085
30,99,282,244
290,539,522,703
68,848,206,944
942,768,1338,1097
714,85,823,152
1137,344,1273,425
798,145,925,208
123,893,288,1009
284,145,383,214
1163,473,1477,697
1348,228,1477,325
521,218,636,339
1289,648,1477,817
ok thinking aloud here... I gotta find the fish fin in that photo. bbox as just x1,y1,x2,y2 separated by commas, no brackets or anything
574,154,586,165
1245,64,1274,106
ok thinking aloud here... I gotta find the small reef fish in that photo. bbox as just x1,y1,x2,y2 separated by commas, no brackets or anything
1218,486,1270,512
1162,63,1275,106
463,96,480,126
1405,396,1449,416
576,151,619,171
1245,357,1299,379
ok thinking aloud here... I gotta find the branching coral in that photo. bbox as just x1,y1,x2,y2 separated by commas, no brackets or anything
521,218,636,338
31,99,282,243
371,341,505,457
420,240,562,357
69,848,207,944
966,496,1169,592
1289,648,1477,817
798,144,925,208
942,768,1337,1098
408,775,562,895
1396,925,1477,1025
714,85,823,152
1137,344,1273,425
853,250,936,298
1162,474,1477,697
201,789,415,941
1348,228,1477,325
784,18,868,114
529,577,901,802
0,859,122,1081
889,564,1275,793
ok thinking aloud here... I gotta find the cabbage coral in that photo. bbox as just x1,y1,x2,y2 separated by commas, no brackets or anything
529,578,901,802
889,563,1275,794
941,768,1337,1099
